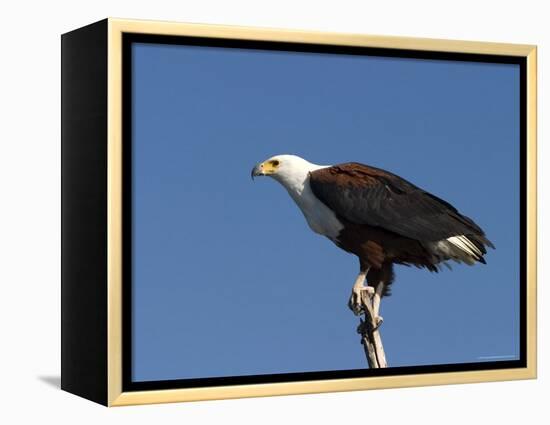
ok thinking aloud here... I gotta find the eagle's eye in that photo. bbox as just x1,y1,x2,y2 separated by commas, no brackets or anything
271,160,280,167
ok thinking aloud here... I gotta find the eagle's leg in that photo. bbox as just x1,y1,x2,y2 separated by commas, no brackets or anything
347,268,374,316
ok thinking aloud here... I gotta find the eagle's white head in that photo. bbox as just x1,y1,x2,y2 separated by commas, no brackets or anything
251,154,326,192
251,154,342,238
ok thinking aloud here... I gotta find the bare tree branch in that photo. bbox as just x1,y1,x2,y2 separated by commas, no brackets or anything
357,289,387,368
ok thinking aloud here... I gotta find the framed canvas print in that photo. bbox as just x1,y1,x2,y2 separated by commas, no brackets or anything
61,18,537,406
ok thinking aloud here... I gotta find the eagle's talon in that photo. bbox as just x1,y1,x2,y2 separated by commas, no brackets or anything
347,293,362,315
348,286,374,316
373,315,384,330
348,299,363,316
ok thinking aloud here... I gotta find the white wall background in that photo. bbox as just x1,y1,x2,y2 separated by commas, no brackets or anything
0,0,546,423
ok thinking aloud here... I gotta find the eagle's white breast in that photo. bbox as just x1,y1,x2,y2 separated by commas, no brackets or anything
269,156,344,241
289,178,344,240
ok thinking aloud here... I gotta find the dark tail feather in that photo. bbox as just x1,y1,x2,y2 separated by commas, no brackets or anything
468,233,495,264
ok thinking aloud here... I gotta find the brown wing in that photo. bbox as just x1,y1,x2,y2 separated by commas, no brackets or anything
309,162,492,250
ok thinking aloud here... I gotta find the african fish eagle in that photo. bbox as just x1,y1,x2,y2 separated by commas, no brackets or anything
251,154,494,322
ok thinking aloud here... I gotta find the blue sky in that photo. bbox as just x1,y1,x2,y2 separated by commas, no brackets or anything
131,42,520,382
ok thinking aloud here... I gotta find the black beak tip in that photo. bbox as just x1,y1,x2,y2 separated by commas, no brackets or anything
251,164,262,180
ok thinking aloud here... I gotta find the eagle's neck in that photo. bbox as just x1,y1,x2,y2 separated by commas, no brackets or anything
273,162,343,240
273,161,326,196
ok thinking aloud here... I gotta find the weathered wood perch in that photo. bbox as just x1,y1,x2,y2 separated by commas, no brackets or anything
357,287,387,368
